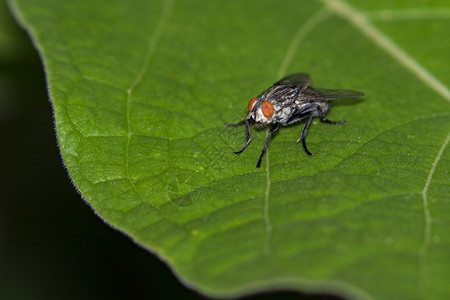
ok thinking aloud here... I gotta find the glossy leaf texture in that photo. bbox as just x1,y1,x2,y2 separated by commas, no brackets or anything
9,0,450,299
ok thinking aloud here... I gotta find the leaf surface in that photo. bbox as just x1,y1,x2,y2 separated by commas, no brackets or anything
9,0,450,298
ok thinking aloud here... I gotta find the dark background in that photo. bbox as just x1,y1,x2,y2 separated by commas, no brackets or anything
0,3,342,299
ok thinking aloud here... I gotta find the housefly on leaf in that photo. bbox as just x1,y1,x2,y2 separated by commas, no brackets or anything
225,73,364,168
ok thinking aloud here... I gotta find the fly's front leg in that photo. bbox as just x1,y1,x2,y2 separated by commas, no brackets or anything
224,119,246,127
230,119,252,155
256,123,280,168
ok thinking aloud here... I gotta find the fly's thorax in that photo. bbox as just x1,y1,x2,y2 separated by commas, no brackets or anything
273,103,293,123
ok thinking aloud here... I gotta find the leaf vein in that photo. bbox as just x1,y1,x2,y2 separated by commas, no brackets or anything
321,0,450,104
277,7,330,78
262,7,332,258
364,8,450,22
419,132,450,291
331,113,450,171
125,0,176,199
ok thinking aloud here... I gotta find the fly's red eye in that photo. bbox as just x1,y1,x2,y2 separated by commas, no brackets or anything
248,97,257,111
262,101,274,118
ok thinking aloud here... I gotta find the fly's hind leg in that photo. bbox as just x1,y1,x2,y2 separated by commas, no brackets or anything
320,118,346,125
317,106,346,125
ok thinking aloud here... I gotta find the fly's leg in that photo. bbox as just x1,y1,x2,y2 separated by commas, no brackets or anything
297,114,314,156
231,119,252,155
256,123,280,168
317,106,346,125
224,119,246,127
320,118,346,125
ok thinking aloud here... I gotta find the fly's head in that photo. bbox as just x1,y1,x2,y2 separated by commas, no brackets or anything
246,84,299,128
246,97,274,129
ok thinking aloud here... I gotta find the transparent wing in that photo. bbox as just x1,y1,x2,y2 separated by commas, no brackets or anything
274,73,311,88
300,87,364,101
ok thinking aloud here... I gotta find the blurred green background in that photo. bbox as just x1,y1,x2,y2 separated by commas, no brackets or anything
0,1,343,299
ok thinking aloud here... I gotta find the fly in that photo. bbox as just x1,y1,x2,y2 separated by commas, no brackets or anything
225,73,364,168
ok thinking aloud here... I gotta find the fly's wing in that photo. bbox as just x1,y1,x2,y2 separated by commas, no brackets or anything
258,73,311,98
300,87,364,101
274,73,311,88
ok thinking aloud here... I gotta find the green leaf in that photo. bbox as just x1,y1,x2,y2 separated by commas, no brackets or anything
9,0,450,298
